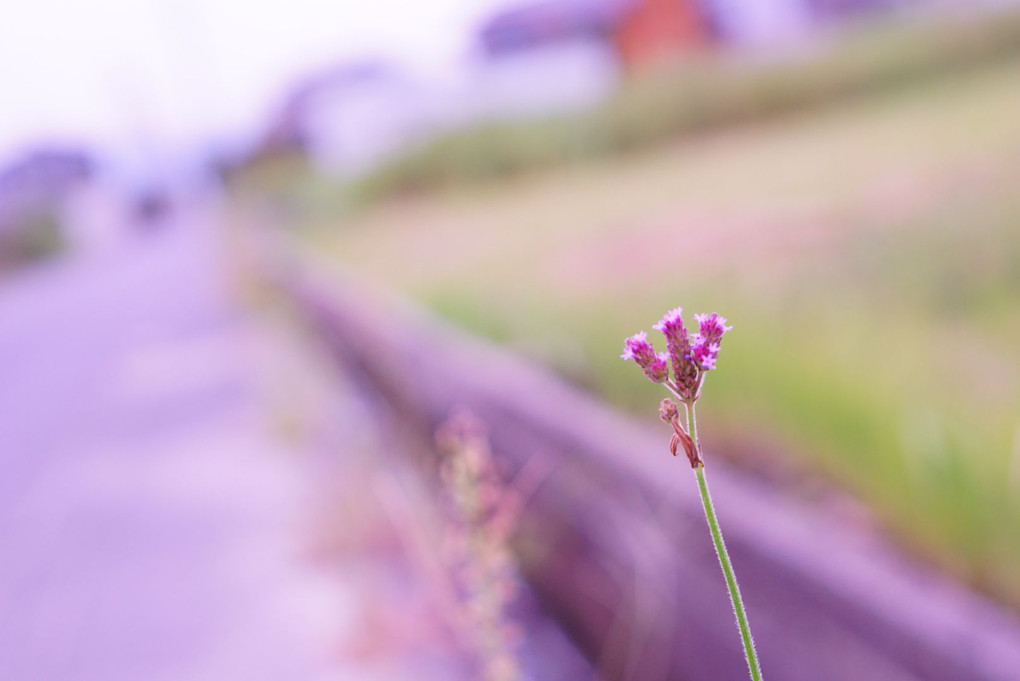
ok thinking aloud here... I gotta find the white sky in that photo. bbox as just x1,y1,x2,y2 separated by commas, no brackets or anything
0,0,510,167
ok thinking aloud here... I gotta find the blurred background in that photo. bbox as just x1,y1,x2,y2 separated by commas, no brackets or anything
3,0,1020,679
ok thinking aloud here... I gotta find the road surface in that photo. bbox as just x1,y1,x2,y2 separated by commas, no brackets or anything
0,213,343,681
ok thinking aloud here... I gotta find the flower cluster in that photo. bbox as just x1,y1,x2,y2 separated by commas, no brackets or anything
622,307,731,403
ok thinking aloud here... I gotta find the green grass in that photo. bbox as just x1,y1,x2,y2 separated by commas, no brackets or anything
284,55,1020,605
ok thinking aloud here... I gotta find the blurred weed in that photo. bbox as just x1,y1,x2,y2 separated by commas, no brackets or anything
436,411,523,681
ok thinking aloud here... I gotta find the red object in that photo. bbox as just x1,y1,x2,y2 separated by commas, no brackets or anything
612,0,709,72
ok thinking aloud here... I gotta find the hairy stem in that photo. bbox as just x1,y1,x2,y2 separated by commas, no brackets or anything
687,403,763,681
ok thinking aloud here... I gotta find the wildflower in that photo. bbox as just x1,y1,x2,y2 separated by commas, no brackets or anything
623,307,732,460
695,312,732,346
621,308,762,681
654,308,700,399
691,339,720,371
621,331,669,383
653,307,692,373
690,313,731,371
622,308,732,401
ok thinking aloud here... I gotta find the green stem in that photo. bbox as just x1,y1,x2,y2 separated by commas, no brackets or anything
687,404,763,681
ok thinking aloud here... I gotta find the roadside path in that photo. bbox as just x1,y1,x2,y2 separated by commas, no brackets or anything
0,212,343,681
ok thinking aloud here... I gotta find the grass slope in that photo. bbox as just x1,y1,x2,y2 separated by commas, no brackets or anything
305,56,1020,605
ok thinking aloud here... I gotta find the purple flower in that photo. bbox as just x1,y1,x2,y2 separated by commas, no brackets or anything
620,330,653,361
621,332,669,383
691,339,720,370
691,313,731,371
624,307,733,402
695,313,732,346
654,308,700,399
653,307,689,355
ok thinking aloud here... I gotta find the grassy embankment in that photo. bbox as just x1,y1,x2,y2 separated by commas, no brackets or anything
298,54,1020,606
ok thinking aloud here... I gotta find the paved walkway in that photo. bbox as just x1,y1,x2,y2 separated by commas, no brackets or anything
0,214,344,681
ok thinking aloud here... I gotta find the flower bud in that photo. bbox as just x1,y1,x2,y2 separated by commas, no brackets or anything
659,398,679,423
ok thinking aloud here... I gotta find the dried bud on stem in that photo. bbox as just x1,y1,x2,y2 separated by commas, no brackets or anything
659,398,679,423
659,398,700,467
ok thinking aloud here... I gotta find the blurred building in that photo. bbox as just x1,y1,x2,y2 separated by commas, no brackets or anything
476,0,903,69
467,0,709,121
479,0,710,73
256,0,711,176
260,61,441,177
471,0,623,120
249,0,920,178
259,49,616,177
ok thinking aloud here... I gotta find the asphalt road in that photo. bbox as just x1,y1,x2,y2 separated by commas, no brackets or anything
0,215,342,681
